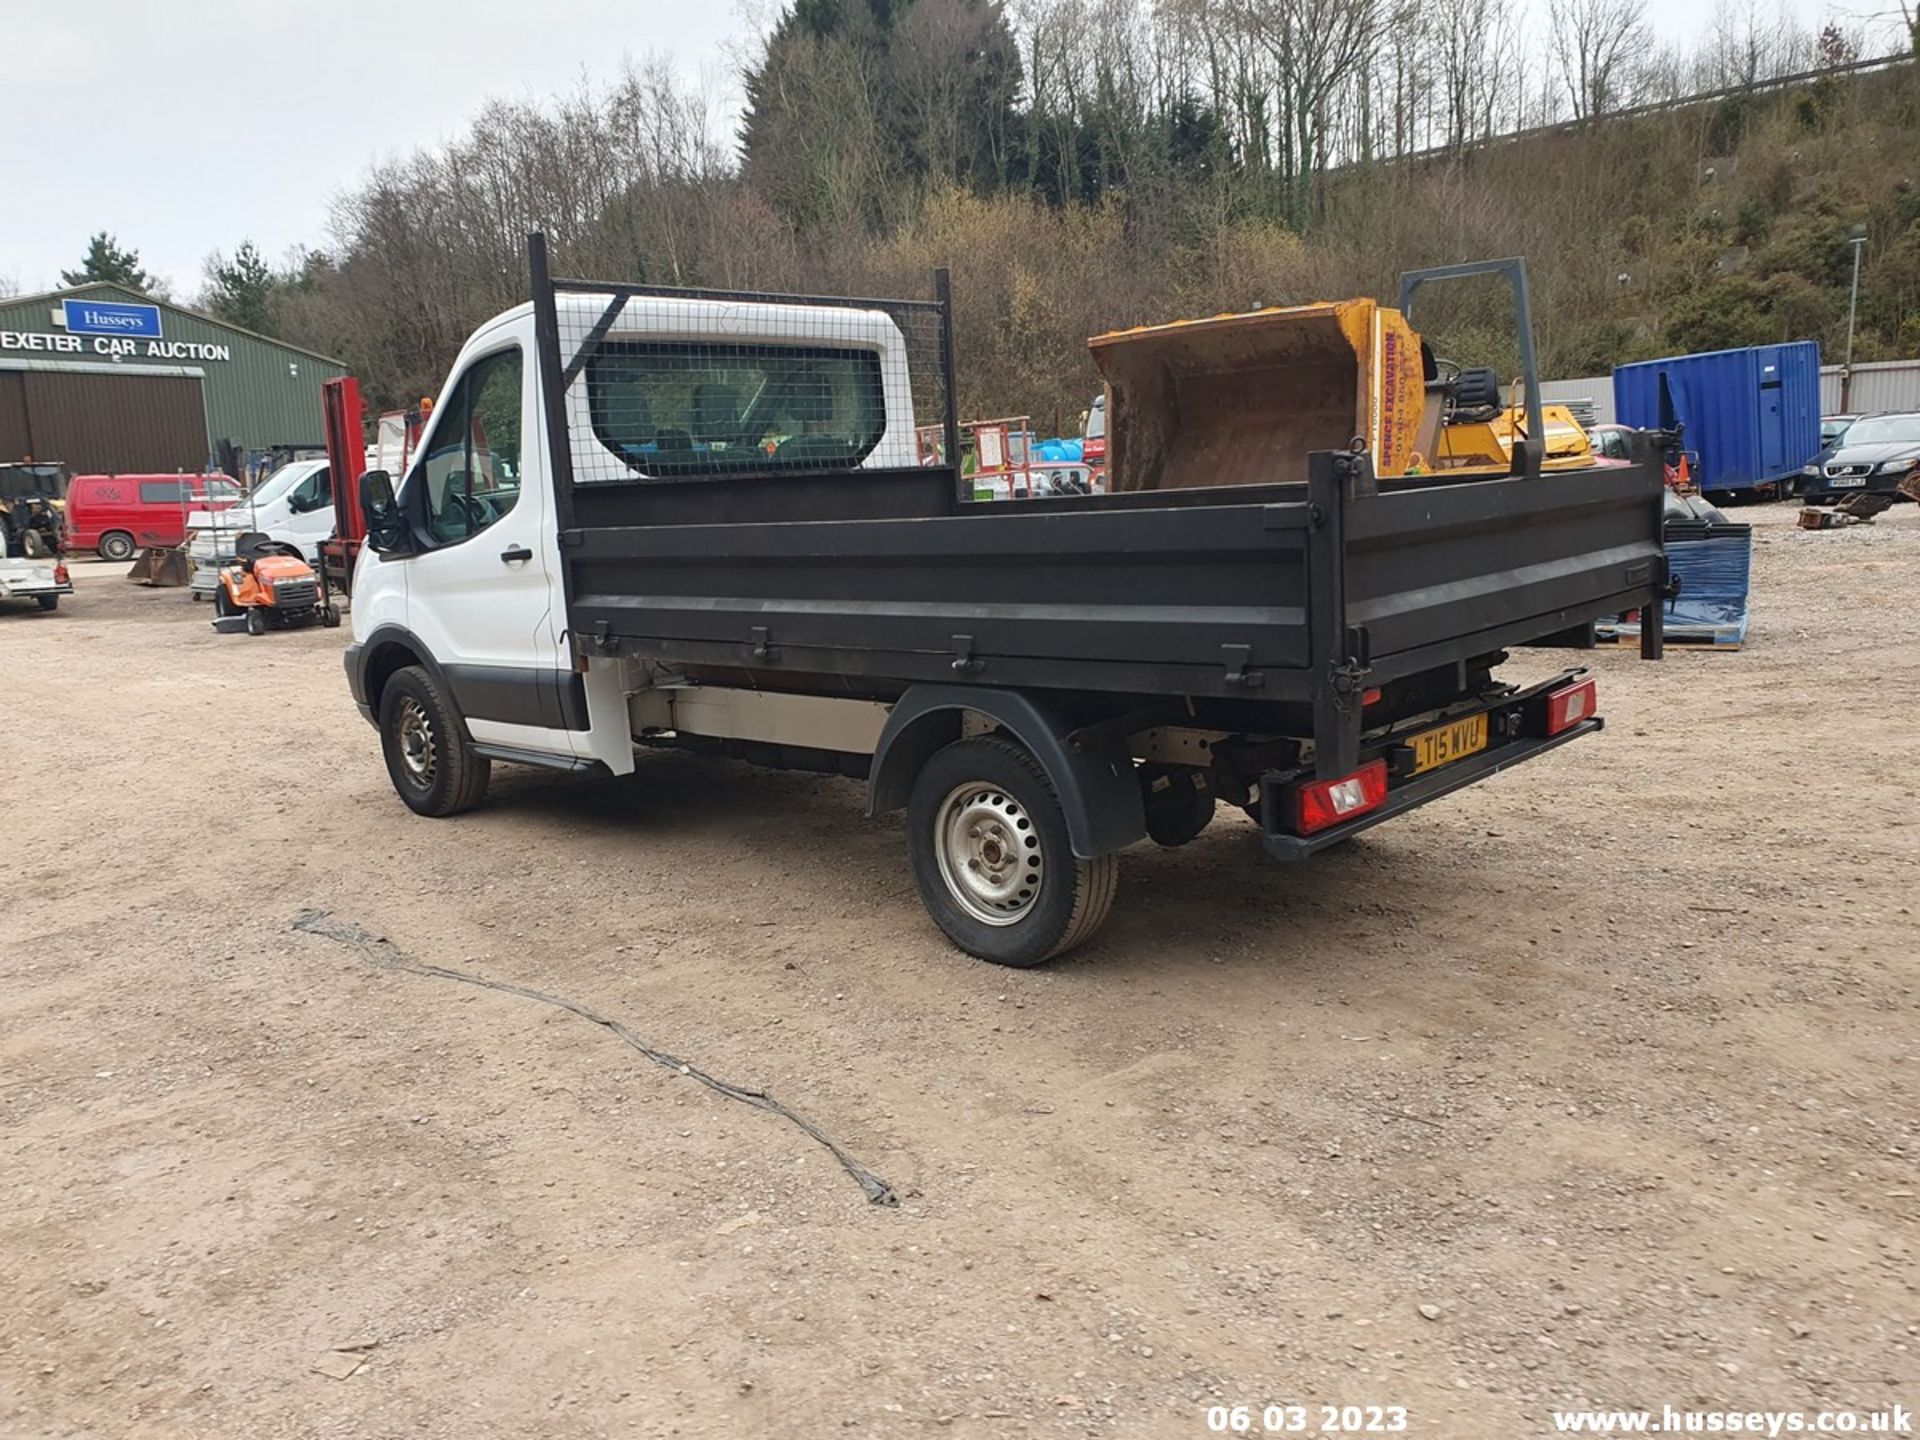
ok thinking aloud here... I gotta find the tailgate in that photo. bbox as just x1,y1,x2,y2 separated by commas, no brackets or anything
1343,463,1665,679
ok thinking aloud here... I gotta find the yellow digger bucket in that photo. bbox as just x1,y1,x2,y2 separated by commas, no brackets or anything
128,546,191,587
1088,299,1428,492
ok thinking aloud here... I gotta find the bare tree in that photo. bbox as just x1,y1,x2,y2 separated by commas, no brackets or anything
1231,0,1384,226
1430,0,1512,150
1549,0,1647,119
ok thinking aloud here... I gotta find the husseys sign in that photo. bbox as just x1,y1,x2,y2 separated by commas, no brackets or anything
0,297,233,362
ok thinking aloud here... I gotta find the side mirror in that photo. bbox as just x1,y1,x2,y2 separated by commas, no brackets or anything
359,471,405,553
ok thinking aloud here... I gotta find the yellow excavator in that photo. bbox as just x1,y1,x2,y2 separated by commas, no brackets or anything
1089,258,1596,491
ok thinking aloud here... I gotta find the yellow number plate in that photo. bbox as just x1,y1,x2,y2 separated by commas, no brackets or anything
1409,713,1489,774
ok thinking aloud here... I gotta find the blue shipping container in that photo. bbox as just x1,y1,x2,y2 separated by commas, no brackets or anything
1612,342,1821,494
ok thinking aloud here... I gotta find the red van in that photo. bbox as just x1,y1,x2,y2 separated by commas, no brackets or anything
66,474,243,561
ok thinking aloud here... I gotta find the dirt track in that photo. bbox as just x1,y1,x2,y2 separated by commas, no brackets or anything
2,505,1916,1440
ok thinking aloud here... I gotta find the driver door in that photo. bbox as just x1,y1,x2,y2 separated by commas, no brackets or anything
399,332,574,758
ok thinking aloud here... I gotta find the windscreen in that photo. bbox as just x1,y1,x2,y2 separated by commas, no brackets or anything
585,341,887,478
1842,415,1920,445
0,465,67,502
1084,396,1105,442
246,461,315,508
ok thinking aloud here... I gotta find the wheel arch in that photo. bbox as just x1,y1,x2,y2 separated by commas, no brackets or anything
867,685,1145,859
354,625,467,736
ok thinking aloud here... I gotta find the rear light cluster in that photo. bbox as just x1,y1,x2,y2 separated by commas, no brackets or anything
1280,676,1598,840
54,563,71,584
1544,677,1597,736
1291,759,1388,835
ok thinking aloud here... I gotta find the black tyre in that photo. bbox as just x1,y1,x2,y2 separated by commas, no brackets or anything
907,736,1118,967
213,583,236,618
378,664,491,817
246,604,266,636
99,532,135,562
319,604,341,629
35,593,58,612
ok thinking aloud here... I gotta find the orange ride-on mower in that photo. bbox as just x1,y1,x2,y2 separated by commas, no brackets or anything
211,532,338,635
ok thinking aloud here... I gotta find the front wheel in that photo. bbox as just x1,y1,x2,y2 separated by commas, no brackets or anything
378,665,491,817
907,736,1118,967
245,604,266,636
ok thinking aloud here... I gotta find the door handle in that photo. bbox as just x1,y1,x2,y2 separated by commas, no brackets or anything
500,544,533,564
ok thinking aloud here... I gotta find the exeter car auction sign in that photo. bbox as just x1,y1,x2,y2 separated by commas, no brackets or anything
0,328,233,361
2,294,234,363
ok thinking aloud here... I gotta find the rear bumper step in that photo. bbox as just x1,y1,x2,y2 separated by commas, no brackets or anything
1260,717,1603,860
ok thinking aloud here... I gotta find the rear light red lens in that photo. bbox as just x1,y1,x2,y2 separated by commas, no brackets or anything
1545,678,1597,735
54,563,71,584
1361,686,1384,707
1291,759,1388,835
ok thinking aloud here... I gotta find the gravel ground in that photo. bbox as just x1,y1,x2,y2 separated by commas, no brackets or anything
2,504,1915,1440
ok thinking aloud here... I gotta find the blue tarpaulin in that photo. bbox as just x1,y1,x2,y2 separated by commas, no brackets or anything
1664,532,1753,641
1597,492,1752,647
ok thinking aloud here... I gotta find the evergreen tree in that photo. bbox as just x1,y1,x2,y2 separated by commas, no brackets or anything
61,232,155,292
204,241,279,334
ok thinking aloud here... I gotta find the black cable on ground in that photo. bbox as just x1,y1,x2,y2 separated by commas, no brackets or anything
290,909,898,1206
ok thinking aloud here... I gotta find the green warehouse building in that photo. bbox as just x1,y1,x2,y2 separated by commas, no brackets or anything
0,283,347,475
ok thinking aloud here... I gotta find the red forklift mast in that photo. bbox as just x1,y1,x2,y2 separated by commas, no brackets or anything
317,376,365,623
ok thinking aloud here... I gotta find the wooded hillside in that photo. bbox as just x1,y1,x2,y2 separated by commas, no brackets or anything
219,0,1920,435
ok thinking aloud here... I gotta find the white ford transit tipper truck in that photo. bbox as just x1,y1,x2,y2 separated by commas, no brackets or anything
343,238,1666,966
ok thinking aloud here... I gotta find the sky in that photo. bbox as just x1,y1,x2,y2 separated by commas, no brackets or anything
0,0,1895,300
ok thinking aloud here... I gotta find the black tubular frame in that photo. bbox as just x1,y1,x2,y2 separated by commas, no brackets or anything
529,229,964,654
1398,257,1546,479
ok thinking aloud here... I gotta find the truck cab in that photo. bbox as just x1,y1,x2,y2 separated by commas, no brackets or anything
351,293,917,763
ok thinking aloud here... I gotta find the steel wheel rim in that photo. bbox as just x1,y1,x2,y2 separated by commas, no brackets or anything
934,783,1043,926
397,698,437,787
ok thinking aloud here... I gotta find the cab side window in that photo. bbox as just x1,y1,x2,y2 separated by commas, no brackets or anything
287,466,331,513
414,347,524,546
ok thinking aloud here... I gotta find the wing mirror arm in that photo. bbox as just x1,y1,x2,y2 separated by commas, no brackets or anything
358,471,410,556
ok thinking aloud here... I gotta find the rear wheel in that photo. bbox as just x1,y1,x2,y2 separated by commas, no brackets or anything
907,736,1117,967
35,593,58,612
99,532,135,563
378,665,491,817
